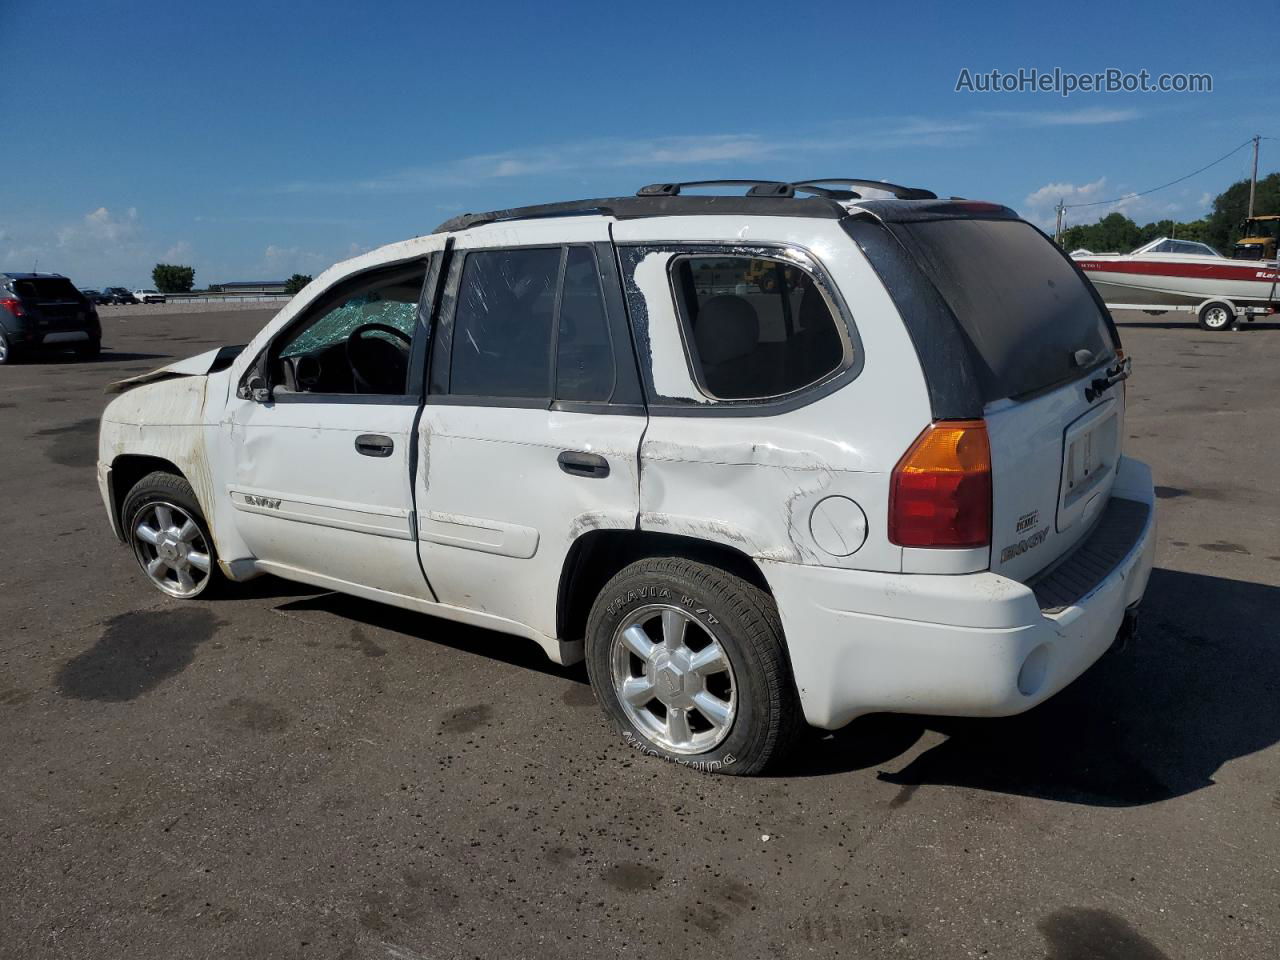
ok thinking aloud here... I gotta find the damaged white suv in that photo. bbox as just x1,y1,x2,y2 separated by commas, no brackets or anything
98,179,1155,774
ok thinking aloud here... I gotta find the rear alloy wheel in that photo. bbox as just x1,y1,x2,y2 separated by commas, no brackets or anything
123,471,220,598
610,603,739,755
586,557,801,775
75,338,101,359
0,331,17,365
1198,302,1235,331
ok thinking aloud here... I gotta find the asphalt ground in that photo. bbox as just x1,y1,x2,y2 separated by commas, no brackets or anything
1,307,1277,959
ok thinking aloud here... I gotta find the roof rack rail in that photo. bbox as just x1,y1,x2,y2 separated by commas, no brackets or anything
637,180,801,198
636,178,936,200
793,179,938,201
430,177,941,233
434,200,617,233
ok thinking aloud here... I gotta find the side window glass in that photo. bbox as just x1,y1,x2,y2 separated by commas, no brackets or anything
555,247,615,402
450,248,561,398
274,264,424,395
672,255,847,401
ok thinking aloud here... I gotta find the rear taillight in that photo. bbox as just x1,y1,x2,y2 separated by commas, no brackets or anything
889,419,992,548
0,298,24,317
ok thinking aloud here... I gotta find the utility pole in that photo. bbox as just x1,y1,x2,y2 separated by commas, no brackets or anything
1055,199,1065,244
1247,134,1260,218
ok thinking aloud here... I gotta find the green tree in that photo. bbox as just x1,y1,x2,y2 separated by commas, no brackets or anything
1056,169,1278,255
152,263,195,293
1204,171,1280,251
284,273,313,296
1060,212,1145,253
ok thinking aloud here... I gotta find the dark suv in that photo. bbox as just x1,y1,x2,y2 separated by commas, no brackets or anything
0,273,102,363
102,287,139,305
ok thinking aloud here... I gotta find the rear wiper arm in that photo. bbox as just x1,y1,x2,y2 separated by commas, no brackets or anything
1085,355,1132,402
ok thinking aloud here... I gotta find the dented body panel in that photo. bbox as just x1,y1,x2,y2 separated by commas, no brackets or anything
614,215,933,574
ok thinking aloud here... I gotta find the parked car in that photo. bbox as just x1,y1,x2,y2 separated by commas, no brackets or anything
1,272,102,363
133,289,166,304
103,287,139,305
96,179,1155,775
79,288,112,306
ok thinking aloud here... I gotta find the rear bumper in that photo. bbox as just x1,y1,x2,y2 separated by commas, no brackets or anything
7,327,96,347
762,456,1157,730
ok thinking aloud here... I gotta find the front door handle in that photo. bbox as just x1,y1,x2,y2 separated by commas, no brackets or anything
558,450,610,479
355,434,394,458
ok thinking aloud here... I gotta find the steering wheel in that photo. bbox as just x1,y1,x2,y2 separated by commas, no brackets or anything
346,322,412,394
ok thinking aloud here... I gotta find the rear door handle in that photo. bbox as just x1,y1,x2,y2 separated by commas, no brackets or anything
558,450,609,478
355,434,394,458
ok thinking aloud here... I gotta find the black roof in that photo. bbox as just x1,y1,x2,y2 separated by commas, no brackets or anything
431,179,1016,234
2,271,69,280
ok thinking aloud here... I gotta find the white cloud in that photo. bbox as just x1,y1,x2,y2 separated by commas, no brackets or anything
1022,177,1111,227
1022,175,1206,230
278,133,778,194
162,240,193,262
270,117,1000,197
56,206,139,251
260,244,334,278
981,107,1141,127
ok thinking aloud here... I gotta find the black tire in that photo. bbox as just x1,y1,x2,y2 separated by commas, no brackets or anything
585,557,801,775
0,330,17,365
75,338,101,359
1198,301,1235,331
122,471,223,599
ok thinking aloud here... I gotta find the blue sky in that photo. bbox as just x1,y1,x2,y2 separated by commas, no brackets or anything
2,0,1271,288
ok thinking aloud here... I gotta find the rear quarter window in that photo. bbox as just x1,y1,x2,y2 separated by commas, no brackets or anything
669,254,850,401
889,219,1114,401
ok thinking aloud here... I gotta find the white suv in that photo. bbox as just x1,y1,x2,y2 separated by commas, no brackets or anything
97,179,1155,775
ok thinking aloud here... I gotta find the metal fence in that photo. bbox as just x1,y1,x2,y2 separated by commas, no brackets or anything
158,293,294,304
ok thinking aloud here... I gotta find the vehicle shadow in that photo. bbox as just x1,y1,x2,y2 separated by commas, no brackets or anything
271,590,583,682
779,567,1280,805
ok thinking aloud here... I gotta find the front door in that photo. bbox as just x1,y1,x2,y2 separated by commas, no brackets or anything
225,254,437,599
416,222,647,647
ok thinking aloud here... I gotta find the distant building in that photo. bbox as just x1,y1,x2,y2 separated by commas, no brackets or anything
208,280,289,295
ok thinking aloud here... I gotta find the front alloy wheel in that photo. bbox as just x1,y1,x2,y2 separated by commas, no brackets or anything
131,501,213,597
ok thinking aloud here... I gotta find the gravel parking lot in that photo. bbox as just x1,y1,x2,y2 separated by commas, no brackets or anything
1,307,1277,959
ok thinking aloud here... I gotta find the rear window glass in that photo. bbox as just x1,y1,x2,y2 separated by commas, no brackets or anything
12,277,81,300
890,219,1114,401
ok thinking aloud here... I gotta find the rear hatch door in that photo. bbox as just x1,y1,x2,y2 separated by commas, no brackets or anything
887,217,1123,582
14,276,91,330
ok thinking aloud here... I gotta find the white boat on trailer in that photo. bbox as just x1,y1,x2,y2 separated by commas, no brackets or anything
1072,237,1279,330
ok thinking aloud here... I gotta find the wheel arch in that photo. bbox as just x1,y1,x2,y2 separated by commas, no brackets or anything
108,454,186,542
556,529,772,647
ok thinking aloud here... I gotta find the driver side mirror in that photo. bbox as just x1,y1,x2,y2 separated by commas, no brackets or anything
245,374,272,403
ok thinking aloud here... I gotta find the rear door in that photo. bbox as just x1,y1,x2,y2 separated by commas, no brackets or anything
416,220,647,643
886,216,1124,582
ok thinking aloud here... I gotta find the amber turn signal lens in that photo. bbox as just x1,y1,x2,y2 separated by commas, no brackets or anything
888,420,992,549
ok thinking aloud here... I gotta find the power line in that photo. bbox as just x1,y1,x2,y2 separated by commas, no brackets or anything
1063,137,1257,209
